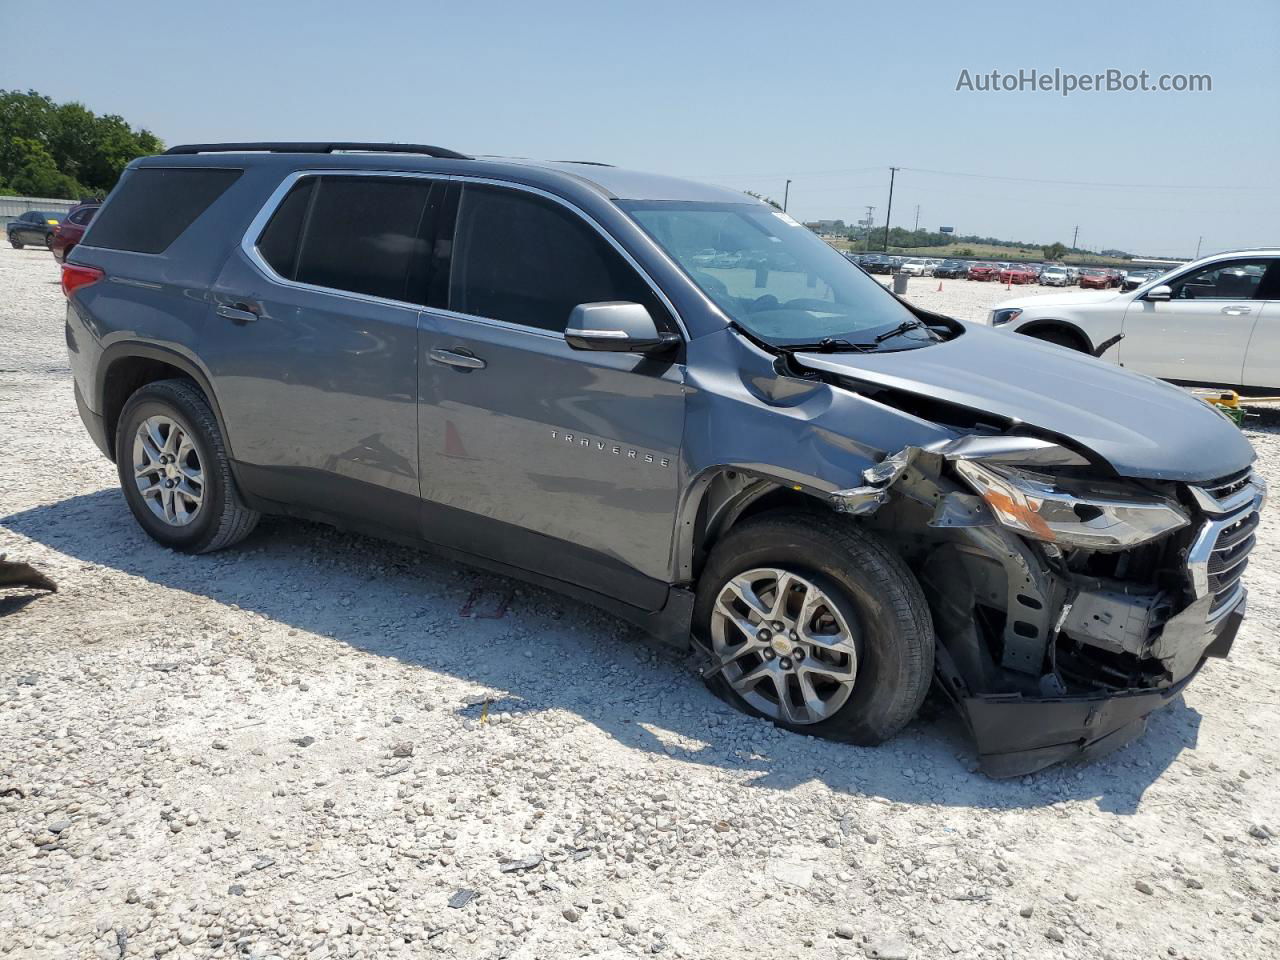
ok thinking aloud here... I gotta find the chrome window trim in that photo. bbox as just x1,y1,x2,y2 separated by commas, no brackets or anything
238,169,690,340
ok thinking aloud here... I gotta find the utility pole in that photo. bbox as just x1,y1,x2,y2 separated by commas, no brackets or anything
783,179,792,212
883,167,898,252
913,204,920,233
1071,225,1079,250
862,205,875,251
1195,235,1203,259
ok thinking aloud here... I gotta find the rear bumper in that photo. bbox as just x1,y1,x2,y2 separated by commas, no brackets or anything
958,594,1244,778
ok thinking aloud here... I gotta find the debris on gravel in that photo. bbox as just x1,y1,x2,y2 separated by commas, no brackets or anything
2,245,1280,958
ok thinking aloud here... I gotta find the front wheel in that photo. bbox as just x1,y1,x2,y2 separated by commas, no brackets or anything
9,236,23,249
694,510,934,745
116,379,260,553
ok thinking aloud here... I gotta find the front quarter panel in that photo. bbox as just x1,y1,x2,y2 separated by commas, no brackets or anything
674,328,956,577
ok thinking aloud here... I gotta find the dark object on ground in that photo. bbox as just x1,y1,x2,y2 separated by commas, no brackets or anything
0,555,57,593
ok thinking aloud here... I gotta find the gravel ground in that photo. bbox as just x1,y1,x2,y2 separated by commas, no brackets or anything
2,244,1278,960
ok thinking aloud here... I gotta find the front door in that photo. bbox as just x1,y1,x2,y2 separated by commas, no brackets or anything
417,182,686,609
1119,258,1272,386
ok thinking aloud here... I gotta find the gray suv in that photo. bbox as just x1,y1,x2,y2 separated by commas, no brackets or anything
62,143,1262,776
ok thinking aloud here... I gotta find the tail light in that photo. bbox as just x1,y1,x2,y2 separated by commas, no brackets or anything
61,263,104,298
53,224,62,235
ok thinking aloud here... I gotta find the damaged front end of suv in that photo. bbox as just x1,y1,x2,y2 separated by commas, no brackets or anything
841,435,1262,777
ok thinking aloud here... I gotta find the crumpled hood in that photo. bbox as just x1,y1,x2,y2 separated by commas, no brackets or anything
797,325,1254,483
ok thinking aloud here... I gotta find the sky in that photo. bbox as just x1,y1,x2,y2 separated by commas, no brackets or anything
2,0,1276,258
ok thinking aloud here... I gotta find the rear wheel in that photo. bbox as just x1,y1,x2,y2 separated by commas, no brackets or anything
44,233,54,249
115,379,259,553
9,236,23,249
694,511,933,745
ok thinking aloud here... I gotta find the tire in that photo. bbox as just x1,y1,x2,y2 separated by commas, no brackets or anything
115,378,259,553
694,510,934,746
10,236,23,249
44,233,54,249
1023,327,1087,352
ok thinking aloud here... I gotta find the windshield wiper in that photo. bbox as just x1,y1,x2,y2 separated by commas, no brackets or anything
873,318,939,343
780,337,876,353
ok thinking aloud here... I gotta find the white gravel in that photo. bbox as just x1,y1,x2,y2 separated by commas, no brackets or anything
2,244,1279,960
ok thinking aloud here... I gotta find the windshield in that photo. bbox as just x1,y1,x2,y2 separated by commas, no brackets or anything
619,200,931,349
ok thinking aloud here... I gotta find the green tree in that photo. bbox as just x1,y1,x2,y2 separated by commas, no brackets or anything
0,89,163,198
1042,241,1067,261
3,137,83,198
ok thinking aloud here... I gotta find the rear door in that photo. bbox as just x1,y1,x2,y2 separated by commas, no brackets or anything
204,172,443,532
416,182,686,608
1119,258,1271,386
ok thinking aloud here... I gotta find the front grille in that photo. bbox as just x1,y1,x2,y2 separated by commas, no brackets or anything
1206,509,1258,613
1201,467,1252,503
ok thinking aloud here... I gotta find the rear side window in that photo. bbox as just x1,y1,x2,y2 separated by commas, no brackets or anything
86,167,242,254
449,184,671,333
68,207,97,225
257,175,436,303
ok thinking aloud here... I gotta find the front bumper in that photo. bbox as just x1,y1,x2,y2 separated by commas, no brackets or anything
955,592,1243,778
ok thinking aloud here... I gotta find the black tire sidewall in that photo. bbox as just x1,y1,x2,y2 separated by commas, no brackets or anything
115,388,227,552
694,516,931,744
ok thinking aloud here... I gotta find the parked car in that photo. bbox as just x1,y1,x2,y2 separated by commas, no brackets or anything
50,202,100,263
933,259,969,279
1079,268,1117,289
1040,266,1072,287
967,262,1000,281
986,250,1280,390
860,254,893,274
6,210,63,249
899,258,932,276
998,264,1037,285
63,142,1258,777
1121,268,1162,291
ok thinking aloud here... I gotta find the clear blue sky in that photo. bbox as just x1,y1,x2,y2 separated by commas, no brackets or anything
3,0,1276,257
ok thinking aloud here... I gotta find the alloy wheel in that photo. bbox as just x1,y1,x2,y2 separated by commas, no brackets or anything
710,567,859,724
132,415,205,526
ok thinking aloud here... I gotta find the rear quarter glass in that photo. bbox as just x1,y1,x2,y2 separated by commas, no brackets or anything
86,167,243,254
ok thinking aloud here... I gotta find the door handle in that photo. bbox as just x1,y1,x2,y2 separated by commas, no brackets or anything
1220,305,1252,316
429,347,486,370
216,303,260,324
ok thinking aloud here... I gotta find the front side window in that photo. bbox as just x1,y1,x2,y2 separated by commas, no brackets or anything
621,200,928,350
257,175,440,303
449,184,671,333
1168,259,1275,300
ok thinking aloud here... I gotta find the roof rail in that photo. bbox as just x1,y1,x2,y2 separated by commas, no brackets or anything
163,142,472,160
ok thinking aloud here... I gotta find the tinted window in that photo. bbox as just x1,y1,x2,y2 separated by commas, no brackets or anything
86,167,241,253
256,178,314,283
450,184,670,332
1170,259,1273,300
292,176,435,302
68,207,97,225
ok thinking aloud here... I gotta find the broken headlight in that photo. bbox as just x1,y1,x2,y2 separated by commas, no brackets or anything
954,461,1190,551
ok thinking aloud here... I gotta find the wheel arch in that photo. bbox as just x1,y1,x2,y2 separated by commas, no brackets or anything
1014,318,1094,352
97,343,230,462
675,466,836,585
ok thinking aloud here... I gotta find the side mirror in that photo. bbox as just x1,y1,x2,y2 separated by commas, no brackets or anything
1146,284,1172,301
565,302,680,354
